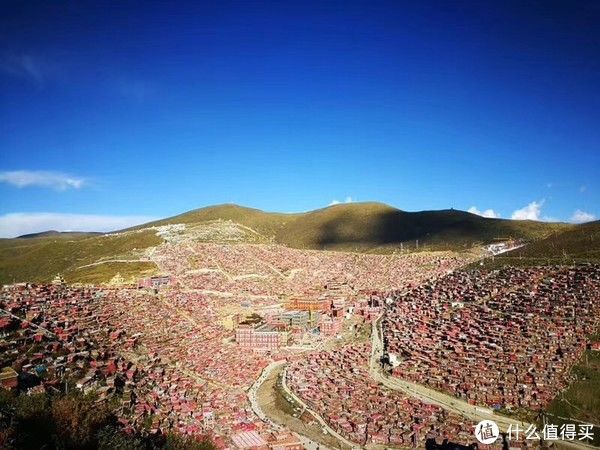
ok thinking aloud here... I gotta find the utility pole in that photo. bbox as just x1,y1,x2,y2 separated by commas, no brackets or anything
541,409,547,448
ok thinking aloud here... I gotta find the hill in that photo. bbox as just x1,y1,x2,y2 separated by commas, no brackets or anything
0,230,161,284
275,202,567,252
127,203,299,238
16,230,102,239
0,202,572,284
481,220,600,268
133,202,567,252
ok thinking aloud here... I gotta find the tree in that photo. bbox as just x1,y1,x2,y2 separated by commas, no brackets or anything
97,426,146,450
164,433,217,450
51,392,112,449
13,393,55,449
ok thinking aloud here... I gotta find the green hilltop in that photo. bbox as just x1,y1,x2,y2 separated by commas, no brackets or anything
0,202,575,284
127,203,298,238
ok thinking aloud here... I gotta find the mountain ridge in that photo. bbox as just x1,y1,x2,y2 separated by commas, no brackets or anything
0,202,576,284
16,230,102,239
134,202,569,251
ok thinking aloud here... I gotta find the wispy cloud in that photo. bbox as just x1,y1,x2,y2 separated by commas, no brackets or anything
570,209,596,224
511,200,544,221
117,78,157,102
0,170,86,190
329,196,354,206
0,213,158,238
467,206,500,218
1,53,56,87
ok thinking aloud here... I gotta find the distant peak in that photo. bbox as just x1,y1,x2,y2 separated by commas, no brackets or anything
17,230,61,239
16,230,101,239
199,203,260,211
321,201,400,212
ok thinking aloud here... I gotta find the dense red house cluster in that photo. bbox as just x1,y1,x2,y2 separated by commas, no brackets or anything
382,265,600,410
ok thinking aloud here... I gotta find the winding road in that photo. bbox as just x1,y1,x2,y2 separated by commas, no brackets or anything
247,360,355,450
368,315,526,430
369,315,597,450
246,315,596,449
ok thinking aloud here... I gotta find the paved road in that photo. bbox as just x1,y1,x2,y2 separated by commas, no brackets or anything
369,315,597,450
368,315,524,430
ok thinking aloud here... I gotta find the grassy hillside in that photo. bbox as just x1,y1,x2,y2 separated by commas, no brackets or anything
481,220,600,268
276,202,568,252
129,203,299,239
0,230,161,284
548,347,600,446
66,261,158,284
0,202,573,284
16,231,102,239
133,202,567,252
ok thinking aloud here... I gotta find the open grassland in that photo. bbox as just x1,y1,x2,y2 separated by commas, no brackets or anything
65,261,158,284
0,230,162,284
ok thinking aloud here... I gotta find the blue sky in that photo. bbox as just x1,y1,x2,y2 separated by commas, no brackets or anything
0,0,598,237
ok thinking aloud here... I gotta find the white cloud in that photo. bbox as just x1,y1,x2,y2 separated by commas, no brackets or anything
580,185,587,193
570,209,596,224
511,200,544,221
0,170,85,190
467,206,500,218
329,196,354,206
0,213,158,238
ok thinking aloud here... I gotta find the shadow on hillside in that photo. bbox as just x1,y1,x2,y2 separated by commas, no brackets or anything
314,209,484,250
